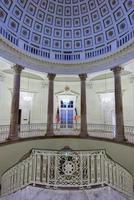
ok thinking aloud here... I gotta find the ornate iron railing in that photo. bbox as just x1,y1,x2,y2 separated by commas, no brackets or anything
0,123,134,143
87,124,115,139
0,125,9,141
1,148,133,197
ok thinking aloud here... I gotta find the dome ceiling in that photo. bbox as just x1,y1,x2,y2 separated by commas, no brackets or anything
0,0,134,65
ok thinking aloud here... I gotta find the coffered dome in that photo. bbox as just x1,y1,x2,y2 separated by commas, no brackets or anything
0,0,134,69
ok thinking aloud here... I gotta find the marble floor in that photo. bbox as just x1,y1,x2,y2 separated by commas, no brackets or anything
1,186,134,200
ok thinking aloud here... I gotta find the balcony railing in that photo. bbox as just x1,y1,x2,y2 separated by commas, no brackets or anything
1,148,133,197
87,124,115,139
0,26,134,63
0,123,134,143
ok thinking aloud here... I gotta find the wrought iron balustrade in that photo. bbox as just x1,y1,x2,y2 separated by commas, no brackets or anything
0,125,9,133
19,123,47,138
0,125,9,141
0,123,134,143
53,123,80,135
1,149,133,197
87,124,115,139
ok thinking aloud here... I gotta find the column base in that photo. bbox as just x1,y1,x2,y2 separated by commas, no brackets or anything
7,135,18,141
46,131,54,137
79,132,88,138
113,135,127,142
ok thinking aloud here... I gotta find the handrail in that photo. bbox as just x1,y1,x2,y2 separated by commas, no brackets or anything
1,148,133,197
0,123,134,143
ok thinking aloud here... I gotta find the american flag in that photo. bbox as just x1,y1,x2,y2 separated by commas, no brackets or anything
56,107,60,123
74,108,80,121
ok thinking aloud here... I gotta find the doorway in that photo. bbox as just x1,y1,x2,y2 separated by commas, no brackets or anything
60,100,74,128
20,91,33,124
18,109,22,131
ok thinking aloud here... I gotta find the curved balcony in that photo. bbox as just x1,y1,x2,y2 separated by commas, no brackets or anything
0,26,134,64
0,123,134,144
1,148,133,197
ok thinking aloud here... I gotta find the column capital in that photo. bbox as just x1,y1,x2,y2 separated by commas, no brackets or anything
111,66,124,74
47,73,56,81
12,65,24,74
79,73,87,81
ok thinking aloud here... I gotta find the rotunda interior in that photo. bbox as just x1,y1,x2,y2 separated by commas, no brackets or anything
0,0,134,199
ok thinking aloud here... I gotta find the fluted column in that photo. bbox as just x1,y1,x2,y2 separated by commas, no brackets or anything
111,66,125,141
79,74,88,137
46,73,56,136
8,65,24,140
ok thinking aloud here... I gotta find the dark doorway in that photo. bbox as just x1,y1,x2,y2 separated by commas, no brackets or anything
18,109,22,131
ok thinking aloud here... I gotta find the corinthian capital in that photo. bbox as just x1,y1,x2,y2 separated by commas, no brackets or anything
12,64,24,74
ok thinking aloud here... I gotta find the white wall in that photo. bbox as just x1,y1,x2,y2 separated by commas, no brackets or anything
87,74,134,126
0,73,48,125
0,73,12,125
86,78,115,125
